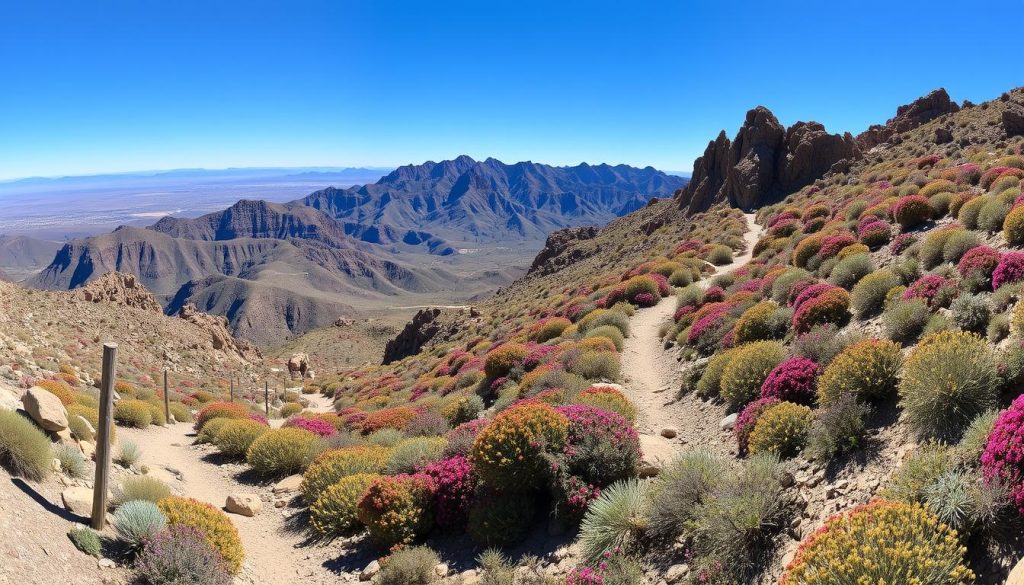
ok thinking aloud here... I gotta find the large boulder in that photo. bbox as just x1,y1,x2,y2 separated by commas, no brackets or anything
225,493,262,517
286,353,310,380
1003,101,1024,137
638,434,677,478
858,88,960,149
22,386,68,431
72,271,162,313
61,486,95,517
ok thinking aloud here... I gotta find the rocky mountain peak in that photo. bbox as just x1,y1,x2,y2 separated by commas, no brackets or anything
71,271,162,312
857,88,961,149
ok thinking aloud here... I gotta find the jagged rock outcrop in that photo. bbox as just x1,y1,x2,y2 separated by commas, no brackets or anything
527,226,600,276
383,309,444,365
1003,101,1024,137
857,88,960,149
71,271,161,313
678,107,857,213
176,302,262,362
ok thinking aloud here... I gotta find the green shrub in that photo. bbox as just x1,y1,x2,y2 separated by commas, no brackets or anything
279,403,303,418
568,350,621,380
899,331,998,439
733,301,784,343
919,228,955,269
578,479,649,562
707,244,734,265
54,443,88,479
309,472,380,537
817,339,902,404
115,439,142,467
646,450,727,540
68,526,101,557
158,496,244,574
747,402,812,457
791,324,858,367
113,399,153,428
385,437,447,475
958,195,986,229
213,419,269,459
114,475,171,505
301,445,392,503
378,546,440,585
147,402,167,426
169,403,193,423
530,317,572,343
578,308,630,337
978,197,1011,233
989,313,1011,341
195,417,230,444
467,489,536,547
114,500,166,548
195,402,249,430
0,410,53,481
828,253,873,289
246,428,324,477
957,410,998,463
882,443,955,504
807,393,871,460
67,404,98,442
850,270,900,318
929,192,954,219
883,298,930,343
950,293,991,333
585,325,625,351
484,343,529,379
771,268,813,303
720,341,786,408
695,348,735,398
942,230,981,264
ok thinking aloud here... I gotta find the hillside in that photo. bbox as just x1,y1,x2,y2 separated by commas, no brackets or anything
298,155,687,243
0,234,61,280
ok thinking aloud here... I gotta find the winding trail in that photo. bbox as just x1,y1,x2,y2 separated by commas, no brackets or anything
120,390,339,584
620,213,763,441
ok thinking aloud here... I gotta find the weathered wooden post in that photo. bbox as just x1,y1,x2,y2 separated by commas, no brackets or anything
229,377,234,402
91,342,117,530
264,380,270,415
163,369,170,424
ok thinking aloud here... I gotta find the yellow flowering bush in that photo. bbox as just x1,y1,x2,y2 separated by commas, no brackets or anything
213,419,269,459
356,474,436,548
471,402,568,490
732,300,780,344
245,428,323,477
113,399,153,428
781,500,973,585
576,384,637,423
720,341,786,408
748,401,812,457
817,339,902,404
310,473,380,537
157,496,244,574
35,380,76,405
301,445,392,503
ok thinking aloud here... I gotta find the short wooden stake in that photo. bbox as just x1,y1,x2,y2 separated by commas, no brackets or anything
229,377,234,402
163,369,170,424
91,343,117,530
264,380,270,415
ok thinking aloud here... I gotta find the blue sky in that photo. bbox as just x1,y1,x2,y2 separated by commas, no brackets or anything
1,1,1021,180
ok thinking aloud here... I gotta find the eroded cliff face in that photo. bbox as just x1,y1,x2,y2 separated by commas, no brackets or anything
857,88,961,149
677,106,858,213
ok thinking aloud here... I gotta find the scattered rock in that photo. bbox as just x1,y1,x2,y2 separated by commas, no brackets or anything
1003,101,1024,137
0,385,20,412
665,564,689,583
360,560,380,581
435,563,450,577
272,474,303,494
98,558,116,569
660,427,678,439
62,486,95,517
225,493,262,517
80,440,96,461
72,272,162,313
22,386,69,431
719,413,738,431
638,434,677,477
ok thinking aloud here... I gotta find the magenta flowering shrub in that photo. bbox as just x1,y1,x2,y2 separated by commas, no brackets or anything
283,416,336,437
735,397,780,453
769,218,799,237
738,278,764,293
419,455,477,529
958,246,1001,289
993,252,1024,289
890,232,918,255
703,286,725,302
135,525,232,585
248,414,269,426
892,195,932,229
673,305,695,322
901,274,956,309
523,344,558,370
980,166,1024,189
760,357,818,405
649,273,671,296
817,234,857,260
632,292,658,307
786,278,820,306
792,282,837,311
686,303,733,353
982,395,1024,513
769,211,799,227
858,219,892,248
556,404,640,487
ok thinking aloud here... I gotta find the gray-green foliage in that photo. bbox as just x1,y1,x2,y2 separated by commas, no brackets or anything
828,253,873,289
578,479,649,562
53,443,88,479
883,298,929,343
807,393,871,461
68,526,102,557
378,546,440,585
114,500,167,548
851,270,901,317
646,450,727,540
115,439,141,467
0,409,52,481
950,294,991,333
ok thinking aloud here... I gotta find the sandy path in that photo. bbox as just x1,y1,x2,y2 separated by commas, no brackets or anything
620,213,762,438
120,392,341,584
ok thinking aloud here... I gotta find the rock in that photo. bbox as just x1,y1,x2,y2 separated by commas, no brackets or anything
665,564,689,583
62,486,95,517
719,413,738,431
146,466,180,484
435,563,450,577
638,434,677,477
934,126,954,144
80,440,96,461
1003,102,1024,137
527,226,600,277
1007,556,1024,585
74,415,97,438
0,386,20,412
286,353,310,380
23,386,68,431
360,560,380,581
273,474,303,494
176,303,261,362
659,427,678,439
98,558,116,569
859,88,960,148
72,272,162,312
225,494,262,517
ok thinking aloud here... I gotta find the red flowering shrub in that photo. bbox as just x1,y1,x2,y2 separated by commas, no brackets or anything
283,416,337,437
792,282,838,311
419,455,477,529
649,272,671,296
484,343,529,379
556,404,639,487
793,288,850,333
360,407,417,435
195,402,249,431
993,251,1024,289
703,286,725,302
357,473,437,547
980,166,1024,189
901,274,956,309
958,246,1001,289
633,292,658,307
622,275,661,305
890,232,917,255
735,397,780,453
770,218,799,237
471,402,568,489
818,234,857,260
529,317,572,342
858,219,892,248
760,357,818,405
892,195,932,229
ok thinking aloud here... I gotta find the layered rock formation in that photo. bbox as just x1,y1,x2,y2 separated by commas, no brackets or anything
176,302,262,362
71,271,162,313
857,88,961,149
677,107,857,213
527,226,600,276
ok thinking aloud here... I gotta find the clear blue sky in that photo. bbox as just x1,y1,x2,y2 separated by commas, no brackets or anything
1,1,1021,181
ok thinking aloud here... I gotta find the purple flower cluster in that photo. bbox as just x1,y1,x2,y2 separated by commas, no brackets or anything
523,344,558,370
135,525,232,585
283,416,336,437
958,246,1001,288
686,303,732,346
703,286,725,302
632,292,658,307
857,218,892,248
649,272,671,296
792,282,837,311
994,251,1024,289
760,357,818,404
419,455,477,528
556,404,640,487
901,274,955,308
982,395,1024,513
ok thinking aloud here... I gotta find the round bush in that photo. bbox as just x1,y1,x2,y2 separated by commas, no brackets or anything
577,384,637,423
981,395,1024,513
720,341,786,408
902,274,956,309
958,195,986,229
623,275,661,304
585,325,625,351
760,357,817,405
245,428,323,477
780,500,973,585
35,380,75,405
283,416,337,437
958,245,1001,290
301,445,391,503
471,402,568,490
385,437,447,475
114,500,166,548
157,496,244,574
360,406,417,434
748,401,812,457
194,402,248,431
484,343,529,379
419,455,477,529
978,197,1011,233
792,288,850,333
950,293,991,333
567,350,621,380
530,317,572,342
900,331,998,439
850,270,900,317
135,525,232,585
793,235,823,268
213,419,269,459
309,472,380,537
378,546,441,585
892,195,931,229
735,397,780,454
114,399,153,428
883,298,930,342
733,300,781,344
0,409,53,481
707,245,734,265
279,403,303,418
467,488,536,547
818,339,902,404
195,417,230,445
556,404,640,488
357,473,436,548
828,253,873,290
994,251,1024,289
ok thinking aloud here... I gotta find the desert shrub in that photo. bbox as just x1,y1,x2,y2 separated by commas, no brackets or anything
557,404,640,488
135,525,232,585
309,472,379,537
114,500,166,548
357,473,436,548
919,228,955,269
578,308,631,337
168,403,192,423
378,546,440,585
114,475,171,505
471,402,568,489
790,324,855,367
858,220,892,248
419,455,477,529
279,403,303,418
734,397,781,454
733,301,783,343
283,416,337,437
978,197,1011,233
807,393,871,460
68,526,101,558
442,394,484,426
301,445,391,503
195,417,230,444
51,443,86,478
707,244,733,265
367,428,405,447
147,402,167,427
884,443,955,505
211,419,269,459
981,395,1024,513
759,357,817,405
576,385,636,423
792,288,850,333
770,268,812,303
67,404,99,442
850,269,900,317
827,253,873,289
158,496,244,574
950,293,991,333
942,231,980,265
386,437,447,475
747,402,811,457
958,194,986,228
720,341,786,407
957,245,1000,290
817,339,902,404
883,298,930,342
578,479,649,561
585,325,625,351
990,313,1011,341
900,331,998,440
623,275,661,305
568,350,621,380
902,274,957,309
361,406,417,434
921,179,956,198
467,489,536,547
484,343,529,379
694,348,735,398
530,317,572,342
920,467,1011,535
793,235,823,268
646,450,727,539
892,195,931,229
194,402,248,431
116,439,142,467
35,379,75,405
995,251,1024,290
113,399,152,428
779,500,972,585
246,428,324,477
958,410,998,464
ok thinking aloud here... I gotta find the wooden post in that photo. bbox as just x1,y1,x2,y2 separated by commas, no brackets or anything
91,343,117,530
229,377,234,402
264,380,270,415
163,369,170,424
